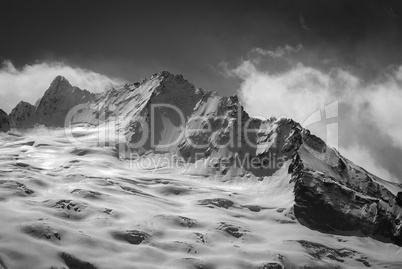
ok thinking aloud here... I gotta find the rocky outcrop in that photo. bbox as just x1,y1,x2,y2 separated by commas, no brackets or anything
290,132,402,246
0,109,10,132
9,101,36,128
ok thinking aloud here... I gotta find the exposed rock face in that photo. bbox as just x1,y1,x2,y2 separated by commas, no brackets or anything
290,131,402,246
396,192,402,206
35,76,95,127
71,71,303,177
9,101,36,128
0,109,10,132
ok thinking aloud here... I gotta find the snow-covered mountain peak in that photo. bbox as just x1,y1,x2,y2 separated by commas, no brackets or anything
2,71,402,253
6,75,96,128
151,71,197,96
50,74,68,84
47,75,73,93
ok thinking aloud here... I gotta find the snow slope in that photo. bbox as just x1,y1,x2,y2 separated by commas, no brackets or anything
0,128,401,269
1,72,402,268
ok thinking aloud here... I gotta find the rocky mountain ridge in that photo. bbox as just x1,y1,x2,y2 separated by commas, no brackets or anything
1,72,402,247
0,75,95,129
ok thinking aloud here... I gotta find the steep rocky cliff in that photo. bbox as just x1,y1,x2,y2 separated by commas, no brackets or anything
289,130,402,246
0,109,10,132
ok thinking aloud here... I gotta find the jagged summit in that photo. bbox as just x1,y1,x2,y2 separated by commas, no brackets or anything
44,75,75,95
2,71,280,133
50,74,69,85
9,101,36,128
152,70,185,80
15,100,32,107
138,71,220,101
5,75,96,128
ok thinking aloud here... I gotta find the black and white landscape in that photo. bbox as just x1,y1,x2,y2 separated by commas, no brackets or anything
1,1,402,269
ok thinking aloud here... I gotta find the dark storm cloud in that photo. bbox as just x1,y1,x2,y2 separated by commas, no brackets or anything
2,0,402,95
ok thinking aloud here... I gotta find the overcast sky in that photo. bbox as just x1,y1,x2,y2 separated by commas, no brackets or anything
1,0,402,182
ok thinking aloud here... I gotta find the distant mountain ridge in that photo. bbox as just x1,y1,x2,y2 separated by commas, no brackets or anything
1,72,402,246
9,101,36,128
0,75,95,129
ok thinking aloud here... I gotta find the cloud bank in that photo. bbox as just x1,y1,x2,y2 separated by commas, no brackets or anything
0,61,127,113
223,46,402,183
252,44,303,59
